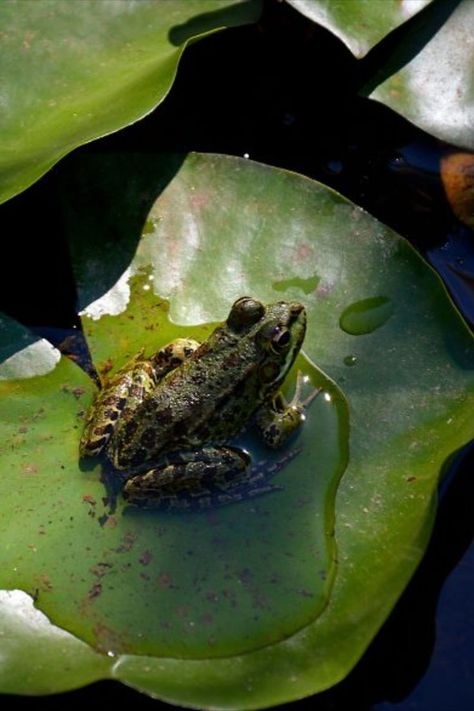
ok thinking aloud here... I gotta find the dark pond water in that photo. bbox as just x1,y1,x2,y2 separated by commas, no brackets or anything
1,1,473,708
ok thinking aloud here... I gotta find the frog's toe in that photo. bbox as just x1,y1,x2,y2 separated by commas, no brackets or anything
290,370,322,409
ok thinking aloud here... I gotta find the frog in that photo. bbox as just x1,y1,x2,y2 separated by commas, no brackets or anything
80,296,320,510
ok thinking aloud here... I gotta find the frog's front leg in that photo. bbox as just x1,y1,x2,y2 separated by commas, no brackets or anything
256,370,322,448
122,446,280,510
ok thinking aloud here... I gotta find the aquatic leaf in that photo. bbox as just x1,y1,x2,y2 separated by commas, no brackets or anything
285,0,433,57
0,290,347,662
1,154,473,708
0,0,261,205
370,0,474,150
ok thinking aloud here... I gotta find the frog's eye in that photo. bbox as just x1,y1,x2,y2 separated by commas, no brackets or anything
227,297,265,331
271,327,291,353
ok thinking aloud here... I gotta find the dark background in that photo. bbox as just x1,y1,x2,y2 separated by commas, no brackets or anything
1,1,473,708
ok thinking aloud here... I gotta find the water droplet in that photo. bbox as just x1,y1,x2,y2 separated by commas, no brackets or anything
343,355,358,366
339,297,393,335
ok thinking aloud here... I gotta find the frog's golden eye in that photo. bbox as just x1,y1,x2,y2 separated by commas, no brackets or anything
271,327,291,353
227,297,265,331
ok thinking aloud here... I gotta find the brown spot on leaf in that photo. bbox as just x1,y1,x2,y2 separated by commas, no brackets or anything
21,463,38,476
92,622,127,654
139,550,153,566
296,242,313,260
103,515,118,529
90,562,113,579
36,574,53,592
115,531,137,553
88,582,102,600
157,573,173,589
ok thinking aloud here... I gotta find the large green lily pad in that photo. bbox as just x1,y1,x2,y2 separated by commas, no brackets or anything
0,0,261,205
1,154,473,707
0,285,346,661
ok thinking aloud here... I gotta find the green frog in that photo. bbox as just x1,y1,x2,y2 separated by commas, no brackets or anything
80,296,320,510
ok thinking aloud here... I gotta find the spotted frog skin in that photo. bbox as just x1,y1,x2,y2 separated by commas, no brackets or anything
80,297,320,510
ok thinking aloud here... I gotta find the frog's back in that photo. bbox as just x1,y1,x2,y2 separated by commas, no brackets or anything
112,336,262,470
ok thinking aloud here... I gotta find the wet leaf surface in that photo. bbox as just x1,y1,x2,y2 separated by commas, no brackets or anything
1,154,473,707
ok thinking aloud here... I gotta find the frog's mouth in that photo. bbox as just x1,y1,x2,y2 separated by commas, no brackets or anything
285,304,307,370
272,303,307,388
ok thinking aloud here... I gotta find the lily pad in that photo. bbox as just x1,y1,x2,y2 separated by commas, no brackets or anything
370,0,474,150
0,284,347,663
285,0,433,58
1,154,473,708
0,0,261,205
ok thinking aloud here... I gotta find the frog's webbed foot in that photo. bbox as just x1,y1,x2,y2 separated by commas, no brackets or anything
256,370,322,448
122,446,281,511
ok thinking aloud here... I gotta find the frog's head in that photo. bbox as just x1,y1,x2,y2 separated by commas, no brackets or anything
226,296,306,391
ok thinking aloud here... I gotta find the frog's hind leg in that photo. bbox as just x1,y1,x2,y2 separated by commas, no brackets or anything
79,353,157,457
80,339,200,459
122,446,281,511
